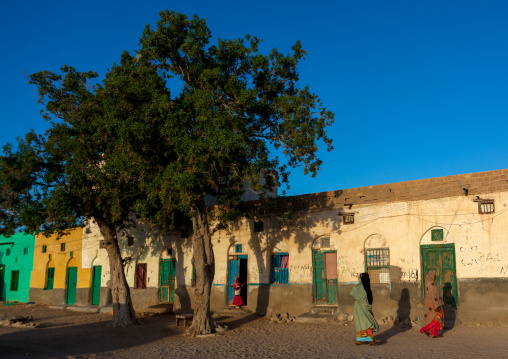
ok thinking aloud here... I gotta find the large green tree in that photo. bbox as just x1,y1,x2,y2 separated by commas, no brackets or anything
137,11,334,335
0,53,173,326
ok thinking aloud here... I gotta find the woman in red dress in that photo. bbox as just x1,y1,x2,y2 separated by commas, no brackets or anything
232,277,245,308
420,271,445,338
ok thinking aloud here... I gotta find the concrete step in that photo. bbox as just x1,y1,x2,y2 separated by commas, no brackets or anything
294,312,335,323
309,306,338,315
213,306,252,317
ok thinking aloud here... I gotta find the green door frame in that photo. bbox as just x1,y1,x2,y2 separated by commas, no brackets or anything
66,267,78,305
91,265,102,305
420,243,458,305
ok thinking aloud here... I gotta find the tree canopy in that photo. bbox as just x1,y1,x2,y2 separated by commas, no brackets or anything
0,10,334,333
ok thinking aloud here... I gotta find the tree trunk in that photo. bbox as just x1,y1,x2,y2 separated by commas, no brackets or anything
95,216,139,327
188,201,216,336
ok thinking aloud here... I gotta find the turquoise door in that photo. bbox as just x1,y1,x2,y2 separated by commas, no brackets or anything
160,259,175,303
66,267,78,305
227,258,239,304
91,266,101,305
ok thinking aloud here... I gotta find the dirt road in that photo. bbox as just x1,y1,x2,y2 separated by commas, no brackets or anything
0,304,507,358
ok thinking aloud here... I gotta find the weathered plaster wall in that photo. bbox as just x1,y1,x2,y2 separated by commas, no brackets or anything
81,169,508,325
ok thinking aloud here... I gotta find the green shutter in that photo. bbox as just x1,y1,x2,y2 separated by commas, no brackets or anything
10,271,19,291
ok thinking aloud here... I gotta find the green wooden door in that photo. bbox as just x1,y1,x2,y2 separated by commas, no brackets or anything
421,244,457,306
91,266,102,305
160,259,175,303
313,251,327,304
0,265,4,301
66,267,78,305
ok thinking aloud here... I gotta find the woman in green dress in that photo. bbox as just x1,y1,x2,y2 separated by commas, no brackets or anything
350,272,380,345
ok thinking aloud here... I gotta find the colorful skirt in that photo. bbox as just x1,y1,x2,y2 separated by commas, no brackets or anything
232,295,243,306
420,307,444,337
356,328,374,342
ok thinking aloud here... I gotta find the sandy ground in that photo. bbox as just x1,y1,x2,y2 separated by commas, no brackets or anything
0,304,507,359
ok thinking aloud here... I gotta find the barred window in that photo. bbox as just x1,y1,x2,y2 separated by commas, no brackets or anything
365,248,390,284
431,229,444,241
343,214,354,224
479,201,494,214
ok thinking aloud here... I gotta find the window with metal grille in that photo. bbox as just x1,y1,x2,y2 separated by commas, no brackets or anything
343,214,354,224
45,267,55,290
431,229,444,241
235,244,242,253
60,243,65,252
479,201,494,214
321,237,330,248
135,263,147,289
254,221,264,232
42,245,47,253
10,270,20,291
365,248,390,284
271,253,289,284
24,247,28,255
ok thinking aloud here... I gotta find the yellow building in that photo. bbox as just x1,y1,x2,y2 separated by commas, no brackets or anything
30,228,92,306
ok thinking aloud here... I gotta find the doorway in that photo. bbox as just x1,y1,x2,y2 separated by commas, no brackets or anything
421,244,457,305
160,258,176,303
228,255,248,306
313,250,338,305
66,267,78,305
91,265,102,305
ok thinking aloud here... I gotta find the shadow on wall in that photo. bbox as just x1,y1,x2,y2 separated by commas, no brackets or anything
375,288,412,344
234,194,344,316
119,221,194,313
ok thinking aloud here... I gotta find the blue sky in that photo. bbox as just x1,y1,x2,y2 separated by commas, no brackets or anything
1,1,507,196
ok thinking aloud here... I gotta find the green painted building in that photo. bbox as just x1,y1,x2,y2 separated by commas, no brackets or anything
0,233,35,302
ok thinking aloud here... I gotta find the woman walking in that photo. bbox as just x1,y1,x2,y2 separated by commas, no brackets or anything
420,270,445,338
350,272,380,345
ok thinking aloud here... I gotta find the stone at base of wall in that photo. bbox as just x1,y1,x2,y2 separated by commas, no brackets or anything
29,288,90,306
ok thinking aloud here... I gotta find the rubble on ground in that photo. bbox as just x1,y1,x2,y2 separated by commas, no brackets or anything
0,315,39,328
269,313,296,323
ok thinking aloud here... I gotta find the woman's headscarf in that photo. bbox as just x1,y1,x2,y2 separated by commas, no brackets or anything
422,270,445,327
360,272,373,305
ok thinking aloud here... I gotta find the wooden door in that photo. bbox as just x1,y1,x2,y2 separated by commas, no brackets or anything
421,244,457,306
91,266,102,305
66,267,78,305
160,259,175,303
313,251,327,304
313,251,338,305
325,251,338,305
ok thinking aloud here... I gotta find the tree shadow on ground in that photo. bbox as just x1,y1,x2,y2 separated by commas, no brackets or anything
218,313,262,330
0,314,181,358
